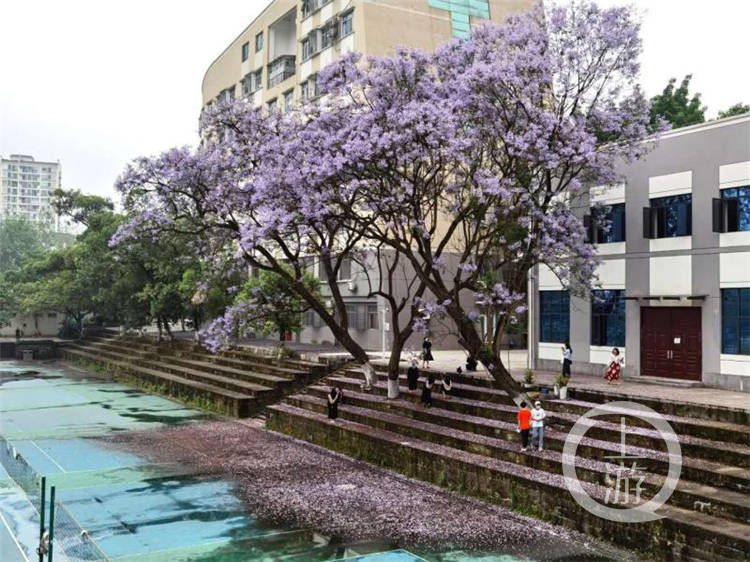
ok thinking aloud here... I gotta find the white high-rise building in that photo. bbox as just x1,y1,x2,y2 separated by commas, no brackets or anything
0,154,61,226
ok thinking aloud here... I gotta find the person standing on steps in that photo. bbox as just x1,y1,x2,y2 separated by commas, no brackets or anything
517,401,531,452
441,367,458,398
561,341,572,377
421,336,434,369
604,347,623,384
421,374,434,407
407,359,420,393
531,400,546,451
327,387,342,421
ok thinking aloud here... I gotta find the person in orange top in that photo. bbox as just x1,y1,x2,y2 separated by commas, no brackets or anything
517,401,532,452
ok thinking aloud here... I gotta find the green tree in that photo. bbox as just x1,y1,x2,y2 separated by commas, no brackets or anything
0,276,18,328
52,189,115,227
718,102,750,119
650,74,706,129
0,217,46,273
232,269,320,342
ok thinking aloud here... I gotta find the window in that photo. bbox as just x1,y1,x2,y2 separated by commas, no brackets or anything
722,288,750,355
255,32,264,52
321,19,338,49
268,55,296,87
268,98,278,114
241,74,252,97
241,42,249,62
302,0,318,18
340,9,354,37
539,290,569,343
716,187,750,233
591,290,625,347
337,257,352,281
253,69,263,92
367,303,379,330
302,35,317,61
283,89,294,112
346,304,358,329
588,203,625,244
643,194,692,239
217,86,235,103
301,74,318,101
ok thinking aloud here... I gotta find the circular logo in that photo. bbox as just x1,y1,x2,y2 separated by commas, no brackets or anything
561,401,682,523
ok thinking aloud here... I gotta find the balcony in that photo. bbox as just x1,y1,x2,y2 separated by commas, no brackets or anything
268,55,296,88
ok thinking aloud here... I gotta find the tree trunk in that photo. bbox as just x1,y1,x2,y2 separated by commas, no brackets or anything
163,318,173,340
156,318,163,342
193,310,200,342
386,333,407,399
451,304,524,406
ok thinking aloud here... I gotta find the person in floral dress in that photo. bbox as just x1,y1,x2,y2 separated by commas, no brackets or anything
604,347,623,384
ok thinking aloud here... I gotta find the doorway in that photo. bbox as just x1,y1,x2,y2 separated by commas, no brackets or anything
640,307,702,380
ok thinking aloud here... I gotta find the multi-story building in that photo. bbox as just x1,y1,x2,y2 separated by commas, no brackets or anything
205,0,532,351
202,0,532,111
528,113,750,392
0,154,61,225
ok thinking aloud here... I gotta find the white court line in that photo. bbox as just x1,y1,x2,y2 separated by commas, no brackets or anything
0,509,31,562
29,441,66,473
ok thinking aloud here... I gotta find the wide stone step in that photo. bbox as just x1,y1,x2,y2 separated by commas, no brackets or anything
221,347,326,373
292,390,749,525
137,359,276,400
159,355,295,387
324,375,750,491
349,368,750,448
359,365,749,425
61,347,255,417
267,403,750,561
189,353,307,379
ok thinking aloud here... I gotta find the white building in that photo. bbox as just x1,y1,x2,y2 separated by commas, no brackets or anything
0,154,61,226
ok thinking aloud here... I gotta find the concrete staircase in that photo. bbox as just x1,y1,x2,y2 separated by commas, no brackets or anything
60,335,328,418
267,366,750,561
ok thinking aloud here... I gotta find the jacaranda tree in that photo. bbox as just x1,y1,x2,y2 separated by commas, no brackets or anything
113,1,657,401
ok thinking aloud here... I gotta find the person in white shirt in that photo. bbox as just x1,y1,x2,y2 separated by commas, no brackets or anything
531,401,546,451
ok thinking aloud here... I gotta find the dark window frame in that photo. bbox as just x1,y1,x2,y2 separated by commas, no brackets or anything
591,289,626,347
644,194,692,239
588,203,626,244
719,186,750,233
241,42,249,62
255,32,264,52
539,290,569,343
722,288,750,355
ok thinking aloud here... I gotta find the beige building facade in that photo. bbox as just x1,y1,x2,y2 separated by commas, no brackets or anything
202,0,533,112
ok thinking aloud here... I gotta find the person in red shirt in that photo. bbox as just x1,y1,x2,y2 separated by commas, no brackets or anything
517,401,532,452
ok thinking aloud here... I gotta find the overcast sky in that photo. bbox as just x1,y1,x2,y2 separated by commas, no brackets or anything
1,0,748,202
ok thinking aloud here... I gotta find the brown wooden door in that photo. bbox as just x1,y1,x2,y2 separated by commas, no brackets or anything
670,308,702,380
640,307,702,381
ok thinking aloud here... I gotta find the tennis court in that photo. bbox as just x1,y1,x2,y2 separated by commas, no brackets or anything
0,362,436,562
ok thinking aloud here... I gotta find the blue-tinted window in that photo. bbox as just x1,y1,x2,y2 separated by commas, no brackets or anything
540,290,569,343
722,288,750,355
593,203,626,243
591,290,625,347
721,186,750,232
651,194,692,237
241,42,249,62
